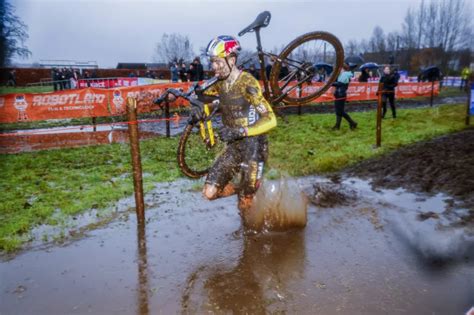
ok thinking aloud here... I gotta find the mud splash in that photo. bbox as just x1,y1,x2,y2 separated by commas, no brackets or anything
245,177,308,231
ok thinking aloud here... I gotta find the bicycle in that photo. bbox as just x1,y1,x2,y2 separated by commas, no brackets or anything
239,11,344,106
154,78,224,179
156,11,344,178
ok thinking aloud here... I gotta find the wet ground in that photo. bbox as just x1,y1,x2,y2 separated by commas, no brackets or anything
1,173,473,314
0,118,189,154
347,128,474,219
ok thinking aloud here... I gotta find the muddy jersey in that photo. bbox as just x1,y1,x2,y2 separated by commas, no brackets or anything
204,71,276,136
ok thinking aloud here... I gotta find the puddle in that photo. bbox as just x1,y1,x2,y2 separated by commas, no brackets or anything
0,117,189,154
1,176,473,314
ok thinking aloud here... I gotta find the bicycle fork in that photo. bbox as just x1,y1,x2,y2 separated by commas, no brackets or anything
198,104,216,149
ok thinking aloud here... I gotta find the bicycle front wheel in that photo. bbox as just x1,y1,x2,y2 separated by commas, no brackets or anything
177,121,225,179
270,31,344,105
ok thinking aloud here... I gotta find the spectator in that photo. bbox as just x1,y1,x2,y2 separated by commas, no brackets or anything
193,57,204,81
170,62,179,82
179,62,188,82
59,68,66,90
7,70,16,87
331,62,357,130
379,66,399,119
128,71,136,77
70,69,80,89
279,64,289,80
188,63,197,82
64,68,73,89
358,68,370,82
84,70,91,87
460,66,471,91
247,64,259,80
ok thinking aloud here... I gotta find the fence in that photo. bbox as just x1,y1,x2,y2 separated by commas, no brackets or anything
0,81,439,124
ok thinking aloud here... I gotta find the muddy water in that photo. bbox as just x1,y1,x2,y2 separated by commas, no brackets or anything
0,118,189,153
1,177,473,314
246,177,308,231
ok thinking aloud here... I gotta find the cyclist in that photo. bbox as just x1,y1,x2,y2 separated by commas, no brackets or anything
198,35,277,217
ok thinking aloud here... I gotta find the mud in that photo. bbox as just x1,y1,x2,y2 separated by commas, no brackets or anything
347,128,474,222
1,176,473,314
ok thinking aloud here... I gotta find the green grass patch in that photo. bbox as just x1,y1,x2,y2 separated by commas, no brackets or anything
0,104,469,252
0,86,54,95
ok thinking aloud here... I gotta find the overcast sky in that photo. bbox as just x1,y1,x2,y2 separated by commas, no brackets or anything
12,0,423,68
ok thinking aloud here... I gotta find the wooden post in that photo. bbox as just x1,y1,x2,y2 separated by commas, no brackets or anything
466,80,471,126
165,100,170,138
376,86,383,148
429,80,435,107
136,219,149,314
92,117,97,132
297,84,302,115
127,97,145,223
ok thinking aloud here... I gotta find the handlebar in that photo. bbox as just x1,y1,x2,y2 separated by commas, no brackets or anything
153,77,220,121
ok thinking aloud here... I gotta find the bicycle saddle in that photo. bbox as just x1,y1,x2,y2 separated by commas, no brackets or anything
238,11,271,36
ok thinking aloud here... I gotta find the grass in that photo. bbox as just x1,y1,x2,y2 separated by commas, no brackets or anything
268,104,467,174
0,103,470,252
0,86,54,95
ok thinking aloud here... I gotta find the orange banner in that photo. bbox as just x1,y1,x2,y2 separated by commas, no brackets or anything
0,82,439,123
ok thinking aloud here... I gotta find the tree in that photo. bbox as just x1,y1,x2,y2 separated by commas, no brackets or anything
401,8,417,49
0,0,31,67
369,26,386,53
344,40,359,57
153,33,195,64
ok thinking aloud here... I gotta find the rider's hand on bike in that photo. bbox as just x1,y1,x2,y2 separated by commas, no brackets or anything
190,106,204,122
219,127,245,143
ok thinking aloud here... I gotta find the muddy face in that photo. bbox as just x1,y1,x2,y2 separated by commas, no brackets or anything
210,56,234,79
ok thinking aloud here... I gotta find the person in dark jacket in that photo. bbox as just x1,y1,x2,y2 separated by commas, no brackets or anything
358,68,370,82
379,66,399,118
331,63,357,130
179,62,188,82
193,57,204,81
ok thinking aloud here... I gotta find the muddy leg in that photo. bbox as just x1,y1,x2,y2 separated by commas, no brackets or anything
203,183,238,200
238,194,255,224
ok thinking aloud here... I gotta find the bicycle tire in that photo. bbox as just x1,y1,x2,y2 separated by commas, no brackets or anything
269,31,344,105
177,121,224,179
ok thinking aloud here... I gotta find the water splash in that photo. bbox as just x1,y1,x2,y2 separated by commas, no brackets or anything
244,177,308,231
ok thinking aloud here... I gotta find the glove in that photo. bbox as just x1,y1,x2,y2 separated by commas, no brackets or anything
219,127,244,143
190,105,204,122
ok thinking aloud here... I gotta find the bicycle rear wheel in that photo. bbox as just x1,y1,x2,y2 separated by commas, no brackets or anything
270,31,344,105
177,121,225,179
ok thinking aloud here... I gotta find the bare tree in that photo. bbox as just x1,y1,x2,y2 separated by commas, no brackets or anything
386,31,400,53
401,7,417,49
153,33,195,64
0,0,32,67
345,39,359,56
371,26,386,53
416,0,426,49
